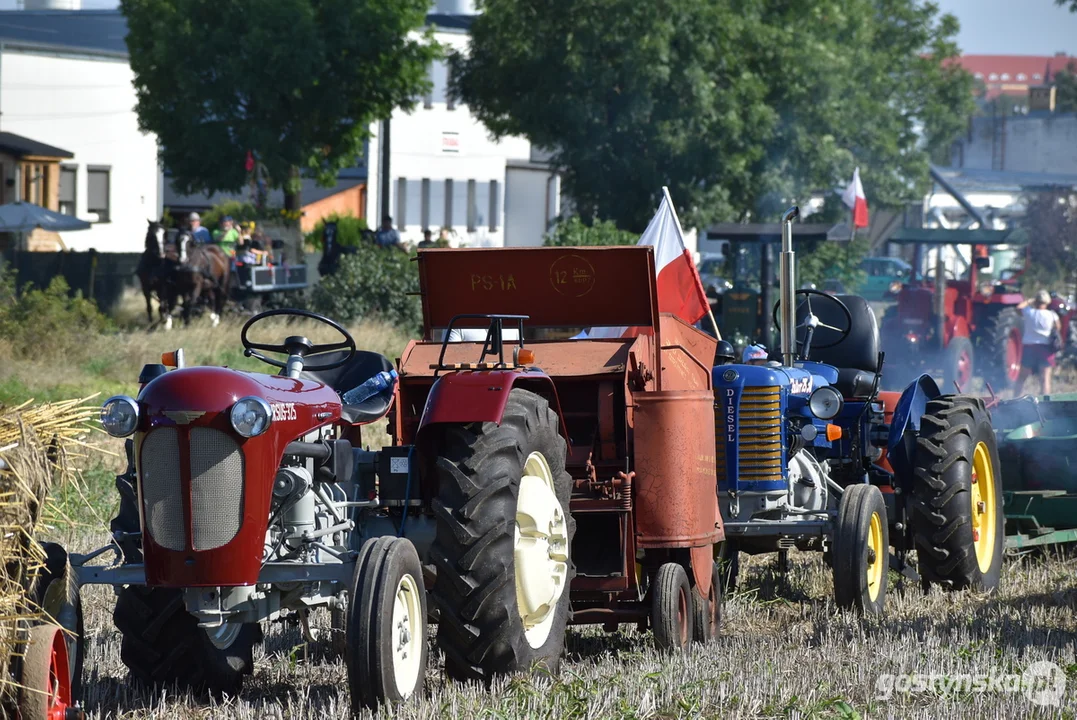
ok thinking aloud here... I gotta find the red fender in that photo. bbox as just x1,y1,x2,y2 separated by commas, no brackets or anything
417,368,567,438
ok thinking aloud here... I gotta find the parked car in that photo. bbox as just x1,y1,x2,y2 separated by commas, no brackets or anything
858,256,911,300
697,255,732,298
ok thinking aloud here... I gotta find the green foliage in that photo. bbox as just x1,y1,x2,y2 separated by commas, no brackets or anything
543,216,638,247
0,270,112,360
795,196,869,291
121,0,438,199
453,0,973,231
308,245,421,333
1020,191,1077,294
305,213,371,251
197,199,300,230
1054,62,1077,114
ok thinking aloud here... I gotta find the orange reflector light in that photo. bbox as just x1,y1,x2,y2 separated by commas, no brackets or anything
161,349,185,368
826,424,842,442
516,348,535,365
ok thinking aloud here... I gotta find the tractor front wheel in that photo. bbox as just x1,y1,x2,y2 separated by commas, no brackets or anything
429,388,575,683
18,624,74,720
114,586,261,694
690,560,722,643
347,536,428,712
833,484,889,613
651,563,694,652
910,396,1004,591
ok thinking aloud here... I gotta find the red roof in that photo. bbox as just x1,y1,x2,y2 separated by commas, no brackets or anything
952,53,1077,99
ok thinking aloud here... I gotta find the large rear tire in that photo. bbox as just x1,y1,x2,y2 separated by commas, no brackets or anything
980,308,1022,391
428,388,575,683
910,395,1004,591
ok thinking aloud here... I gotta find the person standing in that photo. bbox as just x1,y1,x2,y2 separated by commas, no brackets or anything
418,228,435,248
375,216,404,250
1015,289,1062,396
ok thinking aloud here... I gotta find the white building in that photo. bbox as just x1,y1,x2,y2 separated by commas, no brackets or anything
0,9,161,252
366,3,562,248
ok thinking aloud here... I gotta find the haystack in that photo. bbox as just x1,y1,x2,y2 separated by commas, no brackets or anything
0,397,96,706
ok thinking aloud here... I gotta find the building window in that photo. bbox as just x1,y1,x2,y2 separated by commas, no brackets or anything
452,178,468,227
421,178,431,229
1000,73,1010,81
430,179,445,229
405,179,422,228
396,177,407,229
444,179,454,227
475,181,491,232
423,63,433,109
489,179,500,231
1034,73,1042,80
988,73,998,81
87,166,110,223
974,72,984,79
59,165,76,216
1017,73,1027,81
466,180,477,231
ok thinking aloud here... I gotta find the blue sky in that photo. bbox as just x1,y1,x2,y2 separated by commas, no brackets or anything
0,0,1074,57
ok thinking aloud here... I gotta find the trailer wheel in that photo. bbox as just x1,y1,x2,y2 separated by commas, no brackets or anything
429,388,575,683
651,563,694,652
690,561,722,643
113,585,261,694
347,536,428,711
944,336,974,392
910,395,1004,591
18,624,73,720
833,484,889,613
981,308,1022,390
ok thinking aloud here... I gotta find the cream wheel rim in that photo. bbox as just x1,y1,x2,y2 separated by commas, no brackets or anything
514,451,570,649
205,621,241,650
390,573,423,696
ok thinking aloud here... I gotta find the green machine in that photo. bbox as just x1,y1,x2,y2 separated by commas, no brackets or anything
700,222,853,349
991,393,1077,550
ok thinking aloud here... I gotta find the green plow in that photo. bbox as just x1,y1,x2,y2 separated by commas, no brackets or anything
992,392,1077,551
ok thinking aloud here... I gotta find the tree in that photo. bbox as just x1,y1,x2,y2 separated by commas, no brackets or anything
543,217,638,247
1021,190,1077,295
121,0,437,209
1053,62,1077,113
452,0,973,232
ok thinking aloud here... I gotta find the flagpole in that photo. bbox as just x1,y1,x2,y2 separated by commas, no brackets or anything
662,186,722,340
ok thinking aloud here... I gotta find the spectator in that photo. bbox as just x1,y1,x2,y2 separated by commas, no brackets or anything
375,216,403,250
1015,289,1062,396
437,227,452,247
189,212,211,244
742,344,769,365
213,215,240,256
418,228,435,248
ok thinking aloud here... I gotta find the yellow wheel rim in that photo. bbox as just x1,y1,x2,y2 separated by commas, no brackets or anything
866,511,884,602
970,441,998,573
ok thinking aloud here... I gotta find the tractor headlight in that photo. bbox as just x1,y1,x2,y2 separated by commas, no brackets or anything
230,396,272,438
101,396,139,437
808,386,844,420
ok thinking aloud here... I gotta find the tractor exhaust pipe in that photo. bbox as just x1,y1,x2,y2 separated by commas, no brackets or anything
780,206,800,367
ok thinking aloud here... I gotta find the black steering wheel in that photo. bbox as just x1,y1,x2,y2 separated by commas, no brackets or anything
240,308,356,371
772,289,853,360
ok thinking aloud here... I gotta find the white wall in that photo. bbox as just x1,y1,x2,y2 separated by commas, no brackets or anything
368,27,548,248
0,48,160,252
957,113,1077,174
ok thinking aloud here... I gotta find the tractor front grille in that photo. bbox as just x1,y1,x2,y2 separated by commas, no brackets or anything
140,428,185,551
189,428,245,551
139,426,246,552
716,386,783,485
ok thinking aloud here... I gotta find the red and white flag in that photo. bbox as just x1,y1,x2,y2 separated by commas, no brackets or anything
584,188,710,338
842,167,869,228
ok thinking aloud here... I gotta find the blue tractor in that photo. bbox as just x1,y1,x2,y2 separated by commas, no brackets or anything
714,207,1004,612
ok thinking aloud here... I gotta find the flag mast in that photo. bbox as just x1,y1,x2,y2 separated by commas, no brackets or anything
661,186,722,340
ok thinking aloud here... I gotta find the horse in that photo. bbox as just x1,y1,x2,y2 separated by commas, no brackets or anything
136,220,172,328
162,230,231,327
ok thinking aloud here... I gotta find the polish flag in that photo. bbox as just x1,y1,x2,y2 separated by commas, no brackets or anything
583,188,710,339
842,167,869,228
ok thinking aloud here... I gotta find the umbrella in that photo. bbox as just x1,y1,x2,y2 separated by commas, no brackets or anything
0,201,91,233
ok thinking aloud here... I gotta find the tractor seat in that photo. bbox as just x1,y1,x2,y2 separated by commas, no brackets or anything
798,294,880,398
301,349,396,424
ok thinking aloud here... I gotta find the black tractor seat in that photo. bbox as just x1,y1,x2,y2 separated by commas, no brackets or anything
301,349,396,424
797,294,881,398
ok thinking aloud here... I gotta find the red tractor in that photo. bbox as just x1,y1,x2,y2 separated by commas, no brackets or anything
71,309,430,712
393,245,725,679
879,228,1046,391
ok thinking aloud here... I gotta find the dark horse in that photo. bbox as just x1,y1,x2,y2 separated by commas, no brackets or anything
137,220,171,327
166,229,231,327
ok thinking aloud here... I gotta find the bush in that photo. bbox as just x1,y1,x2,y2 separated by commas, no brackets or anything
307,244,421,334
0,270,112,360
305,213,371,252
543,216,638,247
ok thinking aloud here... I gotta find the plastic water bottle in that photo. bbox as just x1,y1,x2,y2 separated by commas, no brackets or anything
342,369,398,405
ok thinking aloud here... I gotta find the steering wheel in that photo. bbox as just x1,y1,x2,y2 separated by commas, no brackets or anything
240,308,356,371
772,290,853,360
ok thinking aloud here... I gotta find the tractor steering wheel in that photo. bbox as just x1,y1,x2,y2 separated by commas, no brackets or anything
771,290,853,360
240,308,356,372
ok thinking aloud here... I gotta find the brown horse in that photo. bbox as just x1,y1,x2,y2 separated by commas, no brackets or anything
136,220,172,327
164,230,231,327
